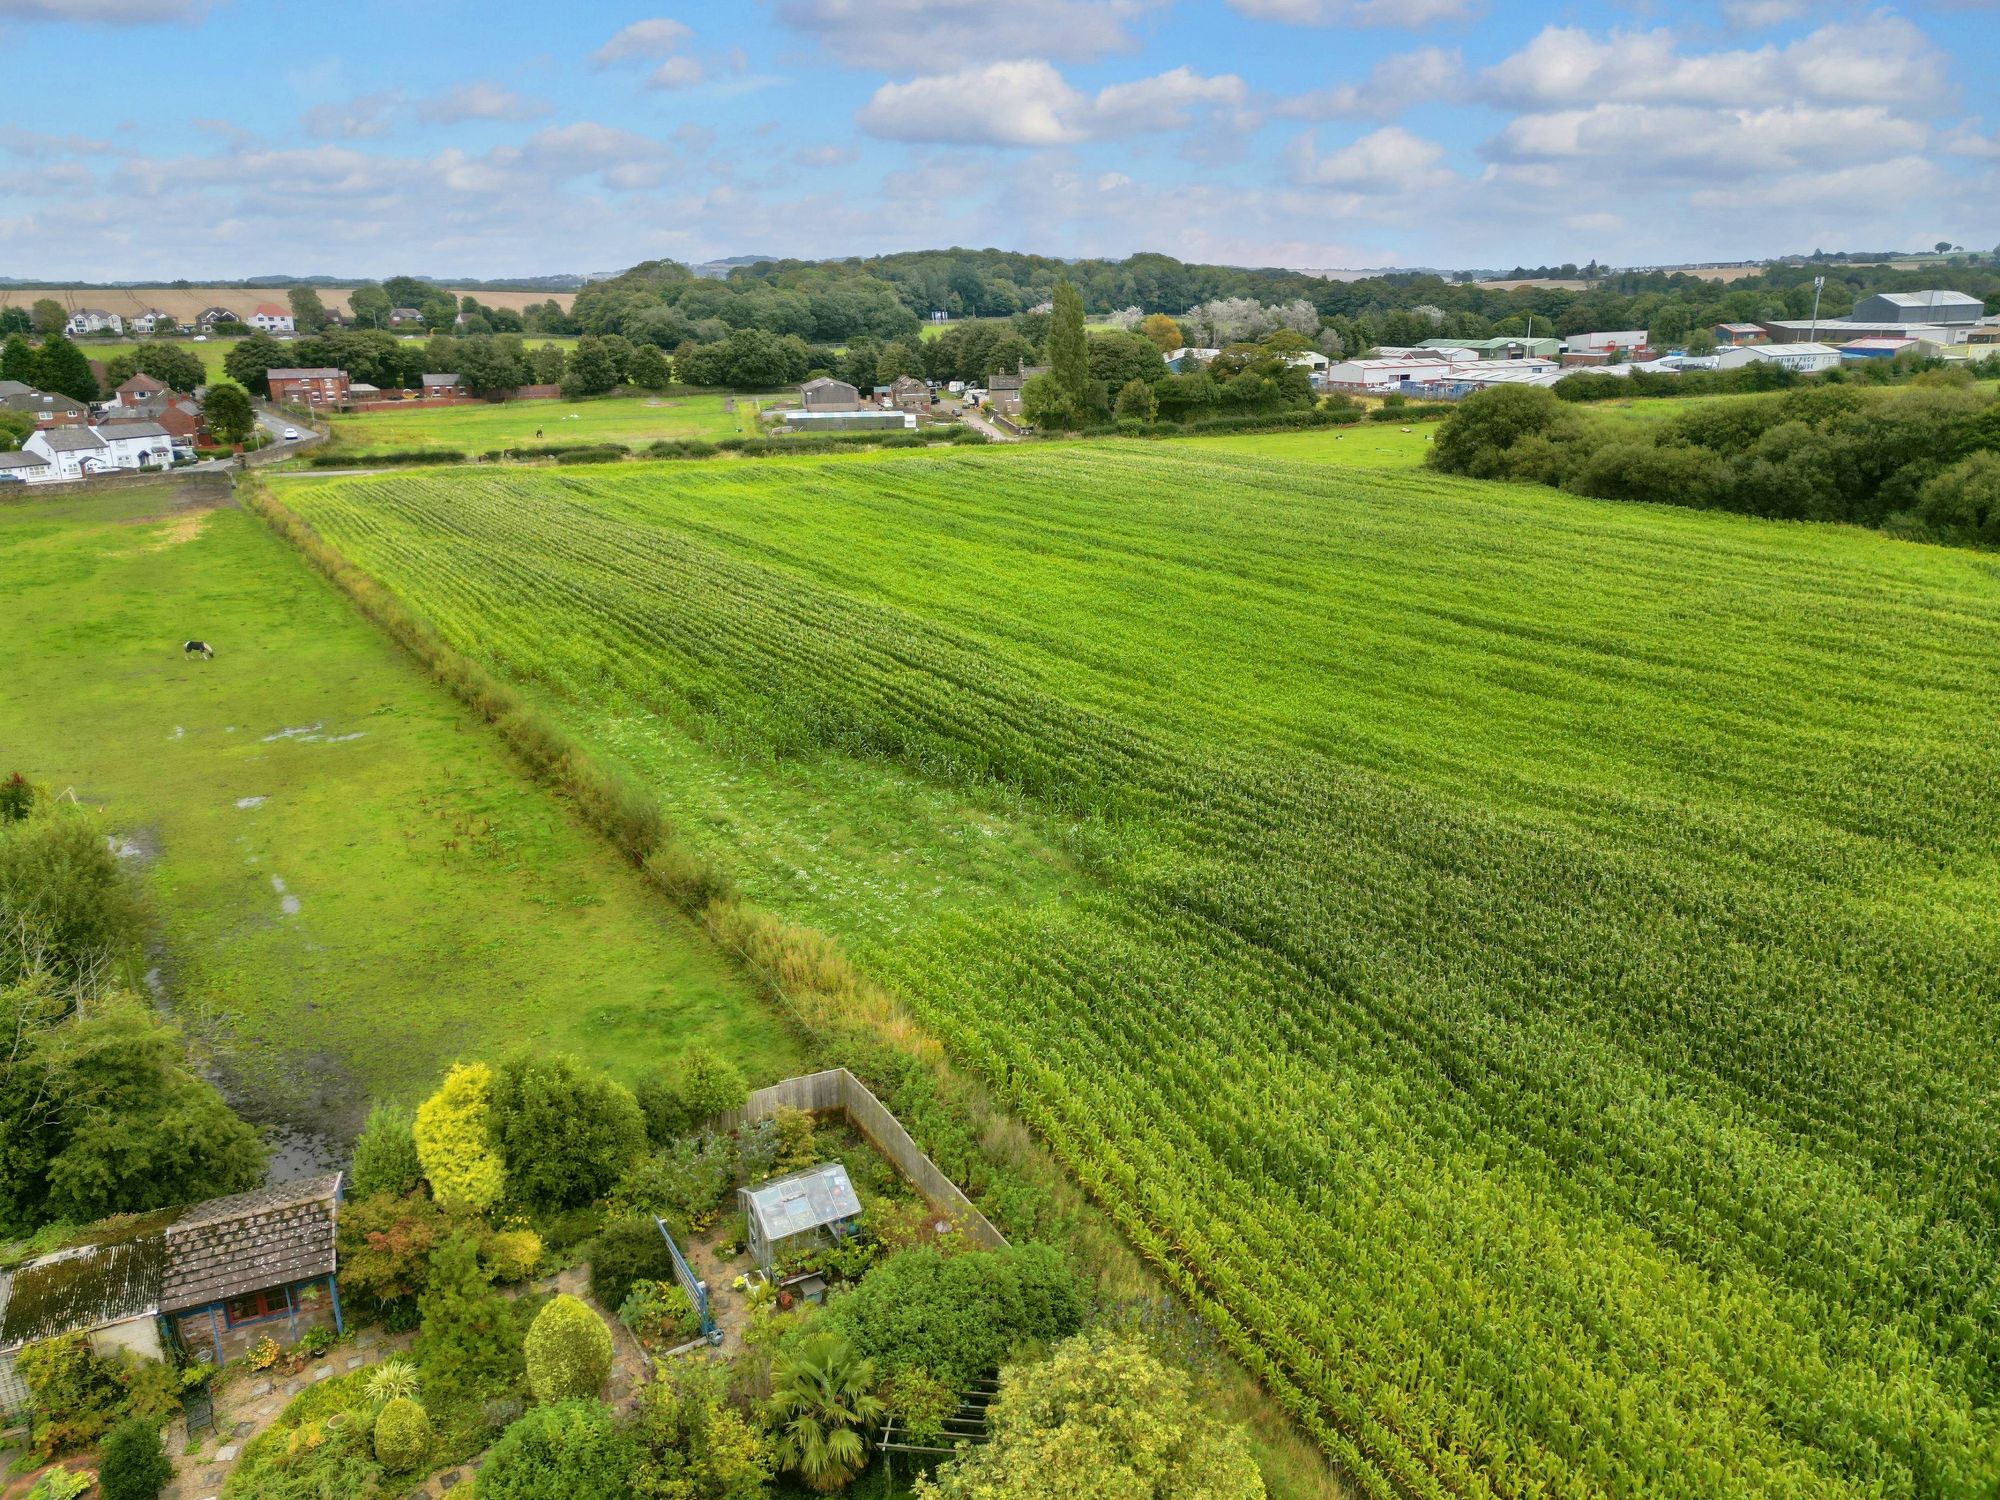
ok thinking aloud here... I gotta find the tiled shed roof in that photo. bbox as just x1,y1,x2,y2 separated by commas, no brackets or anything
159,1174,341,1313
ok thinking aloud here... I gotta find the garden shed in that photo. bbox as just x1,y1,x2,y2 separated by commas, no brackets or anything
740,1164,862,1273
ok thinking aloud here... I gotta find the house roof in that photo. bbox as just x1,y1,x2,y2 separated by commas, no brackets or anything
253,303,289,317
1716,323,1764,334
117,374,170,393
890,375,929,391
0,451,51,470
71,308,112,318
801,376,856,392
0,380,35,398
267,368,346,380
422,373,461,386
36,427,107,452
103,421,171,440
159,1173,342,1313
742,1164,861,1243
390,307,424,317
1869,290,1980,309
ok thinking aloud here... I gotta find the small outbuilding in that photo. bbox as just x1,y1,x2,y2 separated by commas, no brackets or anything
740,1164,862,1274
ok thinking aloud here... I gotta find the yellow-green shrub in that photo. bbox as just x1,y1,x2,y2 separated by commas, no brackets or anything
412,1062,504,1210
523,1294,613,1404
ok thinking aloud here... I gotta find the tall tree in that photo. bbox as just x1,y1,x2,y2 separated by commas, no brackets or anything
199,382,256,447
30,300,65,336
0,307,29,336
223,332,287,397
348,284,392,329
287,286,329,332
34,336,97,402
1,333,36,384
1043,276,1094,426
1140,313,1184,353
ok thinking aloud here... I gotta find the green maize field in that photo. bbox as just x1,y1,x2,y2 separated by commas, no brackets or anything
279,445,2000,1499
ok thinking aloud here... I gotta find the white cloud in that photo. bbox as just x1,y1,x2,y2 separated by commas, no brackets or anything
0,127,121,158
417,82,551,124
857,61,1245,146
1277,47,1461,119
300,91,404,141
1943,121,2000,158
0,0,206,19
1489,102,1927,177
776,0,1160,70
1293,125,1454,189
591,18,693,66
649,56,707,89
1480,16,1946,110
1227,0,1476,25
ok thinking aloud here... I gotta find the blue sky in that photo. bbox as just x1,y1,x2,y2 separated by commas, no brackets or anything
2,0,1995,278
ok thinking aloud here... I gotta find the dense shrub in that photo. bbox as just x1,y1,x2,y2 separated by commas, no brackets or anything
489,1053,646,1211
524,1295,613,1404
472,1399,631,1500
482,1226,544,1283
1918,451,2000,544
414,1062,505,1210
414,1232,524,1404
628,1363,773,1497
915,1331,1263,1500
586,1215,676,1314
0,805,147,994
819,1243,1085,1392
373,1396,433,1470
336,1191,462,1317
308,448,464,467
554,446,630,465
672,1046,747,1126
767,1333,883,1493
97,1415,175,1500
349,1102,423,1200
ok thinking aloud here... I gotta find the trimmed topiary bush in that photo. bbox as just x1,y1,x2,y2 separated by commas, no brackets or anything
413,1062,505,1210
373,1396,433,1471
524,1294,614,1404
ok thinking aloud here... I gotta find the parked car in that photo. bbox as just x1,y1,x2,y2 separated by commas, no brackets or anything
282,427,299,440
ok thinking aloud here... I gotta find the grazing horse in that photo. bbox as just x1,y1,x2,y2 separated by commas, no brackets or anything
183,640,214,660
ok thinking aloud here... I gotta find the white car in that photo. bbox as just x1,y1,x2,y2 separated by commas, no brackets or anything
282,427,299,440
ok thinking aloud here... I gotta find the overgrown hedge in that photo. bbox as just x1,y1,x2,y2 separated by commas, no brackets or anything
309,449,465,467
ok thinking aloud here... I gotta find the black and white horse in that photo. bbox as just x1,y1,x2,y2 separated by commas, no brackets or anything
183,640,214,660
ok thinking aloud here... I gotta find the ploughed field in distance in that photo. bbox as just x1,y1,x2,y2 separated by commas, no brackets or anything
280,445,2000,1500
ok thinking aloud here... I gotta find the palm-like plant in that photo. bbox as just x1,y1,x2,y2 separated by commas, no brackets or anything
766,1333,884,1492
364,1358,419,1406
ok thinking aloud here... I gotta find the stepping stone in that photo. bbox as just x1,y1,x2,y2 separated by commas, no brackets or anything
313,1365,332,1381
355,1330,379,1348
438,1471,465,1491
247,1378,273,1397
232,1421,253,1437
345,1355,365,1370
215,1444,238,1463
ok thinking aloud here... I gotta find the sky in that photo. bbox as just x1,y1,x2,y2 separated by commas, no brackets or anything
1,0,1996,279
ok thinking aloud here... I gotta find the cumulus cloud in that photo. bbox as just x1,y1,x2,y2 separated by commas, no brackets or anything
857,61,1244,146
1276,48,1461,119
1228,0,1476,25
300,91,404,141
1292,125,1454,189
776,0,1160,70
649,56,706,89
1489,102,1928,177
591,18,693,65
417,82,552,124
1480,15,1946,110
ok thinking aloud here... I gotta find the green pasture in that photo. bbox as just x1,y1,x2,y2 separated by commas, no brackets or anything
0,481,793,1134
281,445,2000,1499
323,391,764,454
1164,419,1432,466
86,338,239,380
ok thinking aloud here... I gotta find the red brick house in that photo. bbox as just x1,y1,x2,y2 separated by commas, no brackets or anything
113,373,174,407
267,367,351,408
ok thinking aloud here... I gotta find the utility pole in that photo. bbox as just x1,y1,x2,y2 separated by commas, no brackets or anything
1808,276,1825,343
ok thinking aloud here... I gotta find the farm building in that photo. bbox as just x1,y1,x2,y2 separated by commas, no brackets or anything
268,367,351,407
799,376,862,412
1849,290,1982,328
986,365,1050,415
1322,357,1458,391
889,375,932,411
0,1175,344,1418
1715,342,1842,373
1714,324,1766,347
1421,337,1562,360
1838,337,1918,361
741,1164,862,1274
1564,330,1648,355
63,309,123,336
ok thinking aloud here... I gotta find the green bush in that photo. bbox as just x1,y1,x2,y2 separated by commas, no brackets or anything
0,805,147,995
615,1280,695,1346
24,1467,92,1500
1917,451,2000,544
373,1396,433,1471
767,1333,882,1493
472,1399,632,1499
415,1231,524,1404
489,1053,646,1212
671,1046,747,1126
819,1243,1085,1392
16,1336,136,1457
308,448,464,467
96,1415,174,1500
349,1102,423,1200
524,1294,614,1404
586,1217,675,1320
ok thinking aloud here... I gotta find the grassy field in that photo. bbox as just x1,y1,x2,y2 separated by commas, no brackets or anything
0,479,794,1135
322,391,764,454
281,447,2000,1499
1166,420,1432,466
